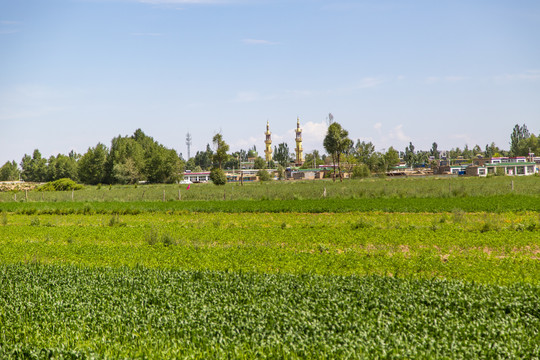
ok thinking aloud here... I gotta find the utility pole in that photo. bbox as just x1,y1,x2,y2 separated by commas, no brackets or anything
186,132,192,160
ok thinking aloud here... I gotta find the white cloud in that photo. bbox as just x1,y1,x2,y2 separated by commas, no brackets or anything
0,85,69,121
0,20,20,35
302,121,327,142
388,124,410,143
373,122,382,131
231,136,259,149
356,77,384,89
449,133,474,146
426,76,467,84
494,70,540,82
444,76,467,83
242,38,278,45
328,77,385,94
283,89,313,98
287,120,327,152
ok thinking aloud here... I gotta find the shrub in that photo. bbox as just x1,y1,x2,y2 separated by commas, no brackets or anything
257,169,271,182
161,233,176,246
145,228,159,245
352,164,370,179
210,168,227,186
37,178,83,192
276,165,285,180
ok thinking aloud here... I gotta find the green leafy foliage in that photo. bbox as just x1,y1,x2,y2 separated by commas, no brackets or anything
1,180,540,358
2,194,539,214
0,265,539,358
210,168,227,185
1,211,539,283
352,164,370,178
78,143,108,185
257,169,271,181
0,161,20,181
36,178,83,192
20,150,48,182
212,133,229,169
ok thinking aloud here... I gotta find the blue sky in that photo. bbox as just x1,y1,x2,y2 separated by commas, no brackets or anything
1,0,539,164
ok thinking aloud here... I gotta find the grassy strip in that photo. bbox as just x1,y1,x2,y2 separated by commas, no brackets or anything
2,176,540,203
2,212,539,284
1,194,540,214
1,264,539,359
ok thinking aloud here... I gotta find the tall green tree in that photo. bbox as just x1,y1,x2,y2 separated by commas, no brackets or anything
194,144,213,170
323,122,352,182
514,133,540,157
484,142,500,158
20,149,48,182
47,154,78,182
145,145,183,183
404,142,416,168
510,124,530,156
273,143,291,167
383,147,400,170
0,161,20,181
78,143,109,185
253,156,266,170
354,140,377,171
106,135,145,184
430,142,440,159
212,133,230,169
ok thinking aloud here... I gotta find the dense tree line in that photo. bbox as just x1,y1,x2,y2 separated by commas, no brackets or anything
1,123,538,183
0,129,184,184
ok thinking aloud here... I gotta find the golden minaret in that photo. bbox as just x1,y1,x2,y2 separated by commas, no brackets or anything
264,120,273,162
295,117,304,165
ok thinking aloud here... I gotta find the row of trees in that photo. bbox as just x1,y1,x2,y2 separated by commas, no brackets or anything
0,129,184,184
1,123,538,184
322,123,400,181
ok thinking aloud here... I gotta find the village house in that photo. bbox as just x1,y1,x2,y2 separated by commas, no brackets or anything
465,156,538,177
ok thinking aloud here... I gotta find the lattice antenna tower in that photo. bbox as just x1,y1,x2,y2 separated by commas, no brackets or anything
327,112,334,126
186,132,192,159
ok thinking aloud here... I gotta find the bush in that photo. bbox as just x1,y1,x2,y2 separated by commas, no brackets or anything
276,165,285,180
257,169,271,181
352,164,370,179
37,178,83,192
210,168,227,186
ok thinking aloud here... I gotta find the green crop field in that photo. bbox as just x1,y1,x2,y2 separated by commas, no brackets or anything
1,177,539,358
1,175,539,203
